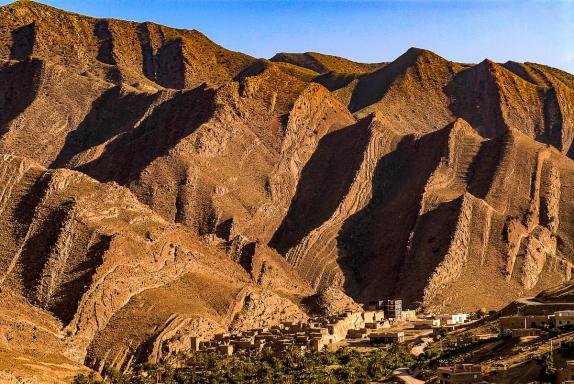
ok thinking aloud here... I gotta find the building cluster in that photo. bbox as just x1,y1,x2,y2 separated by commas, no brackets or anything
366,299,468,325
499,310,574,338
432,311,574,383
183,309,408,356
173,298,473,357
431,311,574,383
435,351,574,383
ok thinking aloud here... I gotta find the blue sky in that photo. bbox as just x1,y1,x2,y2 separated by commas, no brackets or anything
2,0,573,73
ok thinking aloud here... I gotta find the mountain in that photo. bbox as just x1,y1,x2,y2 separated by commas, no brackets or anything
270,51,384,74
0,0,254,89
0,154,313,372
1,1,574,380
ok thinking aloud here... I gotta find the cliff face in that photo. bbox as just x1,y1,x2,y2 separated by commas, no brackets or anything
2,1,574,378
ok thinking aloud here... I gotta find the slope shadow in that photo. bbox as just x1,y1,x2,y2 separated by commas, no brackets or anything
541,87,567,152
4,168,50,293
18,203,72,300
94,20,116,65
51,86,160,168
136,23,186,89
155,38,186,89
445,63,507,138
136,22,157,83
0,59,43,133
10,23,36,61
466,133,507,199
75,84,216,184
93,19,122,83
269,118,372,255
394,197,464,304
48,234,110,324
337,128,450,304
14,171,110,324
313,71,357,92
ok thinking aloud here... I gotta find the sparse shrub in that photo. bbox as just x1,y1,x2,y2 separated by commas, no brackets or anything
72,372,101,384
511,343,523,353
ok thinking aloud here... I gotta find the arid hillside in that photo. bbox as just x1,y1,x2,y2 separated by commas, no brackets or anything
0,153,314,377
0,0,254,89
1,0,574,380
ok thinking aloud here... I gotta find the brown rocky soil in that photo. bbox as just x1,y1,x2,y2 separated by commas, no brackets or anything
0,154,312,376
1,0,574,379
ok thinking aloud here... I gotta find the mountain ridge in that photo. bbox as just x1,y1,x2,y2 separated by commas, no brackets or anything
1,2,574,381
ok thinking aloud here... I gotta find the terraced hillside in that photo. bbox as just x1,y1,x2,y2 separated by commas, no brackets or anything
1,1,574,380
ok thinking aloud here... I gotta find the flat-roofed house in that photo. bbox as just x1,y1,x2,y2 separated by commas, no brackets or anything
413,319,441,329
509,328,543,338
369,331,405,344
470,334,497,343
437,364,482,383
499,315,549,332
401,309,417,320
436,313,469,325
555,311,574,327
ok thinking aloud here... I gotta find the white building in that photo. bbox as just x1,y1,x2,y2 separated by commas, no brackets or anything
401,309,417,320
436,313,469,325
554,310,574,327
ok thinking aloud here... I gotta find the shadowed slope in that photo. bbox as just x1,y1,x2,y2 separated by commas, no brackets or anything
268,117,574,311
0,58,42,131
339,124,456,301
75,84,217,184
270,117,373,255
448,59,574,155
0,58,109,166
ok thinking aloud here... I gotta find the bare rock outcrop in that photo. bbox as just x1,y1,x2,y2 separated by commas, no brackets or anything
273,113,403,291
305,287,363,317
229,290,308,331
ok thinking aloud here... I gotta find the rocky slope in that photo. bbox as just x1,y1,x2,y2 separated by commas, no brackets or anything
0,0,254,89
2,0,574,378
0,154,313,376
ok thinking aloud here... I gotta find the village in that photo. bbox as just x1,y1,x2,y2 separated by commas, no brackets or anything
170,299,574,384
176,299,464,357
